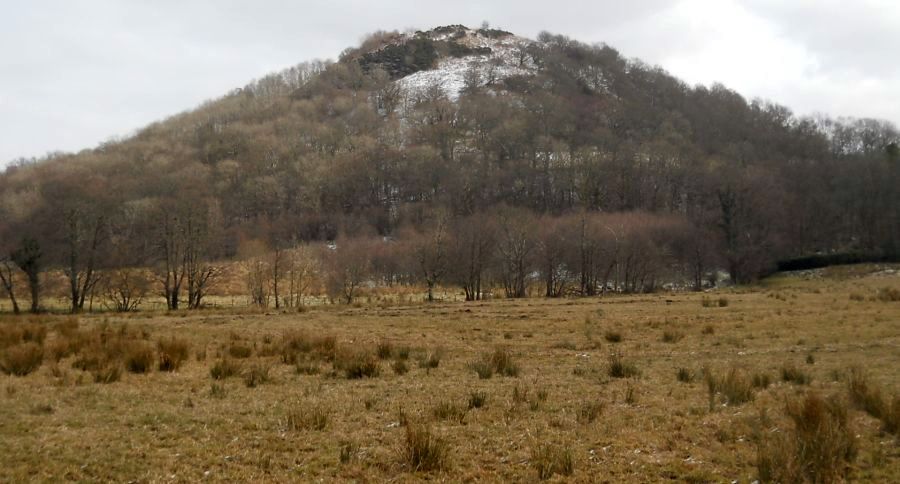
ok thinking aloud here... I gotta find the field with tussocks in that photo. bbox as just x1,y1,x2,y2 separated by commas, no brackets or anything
1,265,899,482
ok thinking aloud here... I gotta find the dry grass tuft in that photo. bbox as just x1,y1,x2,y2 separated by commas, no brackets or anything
531,442,574,480
334,347,380,379
676,367,694,383
847,367,900,435
757,393,856,483
876,287,900,302
706,368,754,408
607,354,639,378
781,364,812,385
280,331,336,364
603,330,623,343
210,358,241,380
661,330,684,343
376,340,394,359
0,342,44,376
286,403,329,431
401,424,449,472
123,341,155,374
93,362,122,383
157,337,190,372
752,372,772,389
576,401,604,424
227,343,253,359
391,359,408,375
417,348,443,370
243,363,270,387
432,400,467,423
467,391,487,409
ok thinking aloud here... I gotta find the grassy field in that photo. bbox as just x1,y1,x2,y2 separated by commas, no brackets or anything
1,265,898,482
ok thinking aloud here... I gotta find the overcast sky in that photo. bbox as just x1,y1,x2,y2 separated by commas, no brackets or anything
1,0,898,165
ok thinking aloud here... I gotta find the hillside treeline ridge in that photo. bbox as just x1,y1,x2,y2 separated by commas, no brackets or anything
1,27,898,313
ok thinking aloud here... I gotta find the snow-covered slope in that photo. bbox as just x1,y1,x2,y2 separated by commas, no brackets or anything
391,26,538,101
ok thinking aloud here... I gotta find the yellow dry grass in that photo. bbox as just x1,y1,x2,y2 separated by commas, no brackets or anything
0,265,898,482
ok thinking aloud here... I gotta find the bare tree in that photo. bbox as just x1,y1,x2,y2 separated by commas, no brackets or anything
158,207,187,310
536,216,575,297
286,244,320,308
102,268,149,312
409,211,450,302
495,208,536,298
245,257,270,307
0,256,19,314
11,237,41,313
270,245,285,309
325,238,371,304
448,213,496,301
61,208,105,313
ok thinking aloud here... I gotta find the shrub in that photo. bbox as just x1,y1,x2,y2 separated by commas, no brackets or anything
468,391,487,409
432,400,467,423
286,403,329,431
0,342,44,376
781,365,812,385
603,330,622,343
577,401,604,423
210,358,241,380
157,337,190,372
607,354,639,378
123,342,155,374
401,424,448,472
718,297,729,307
757,393,856,483
243,364,270,387
531,443,574,480
706,368,754,408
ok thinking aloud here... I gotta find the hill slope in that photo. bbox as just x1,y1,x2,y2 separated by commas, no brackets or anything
0,24,898,299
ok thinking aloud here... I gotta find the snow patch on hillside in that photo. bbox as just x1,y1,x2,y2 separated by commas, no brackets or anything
396,29,537,101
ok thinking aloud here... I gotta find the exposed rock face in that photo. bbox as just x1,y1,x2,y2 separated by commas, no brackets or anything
357,25,537,100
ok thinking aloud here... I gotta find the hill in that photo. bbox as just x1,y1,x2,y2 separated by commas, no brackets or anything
0,24,898,312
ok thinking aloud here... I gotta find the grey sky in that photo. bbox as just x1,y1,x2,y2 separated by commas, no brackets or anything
1,0,898,165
